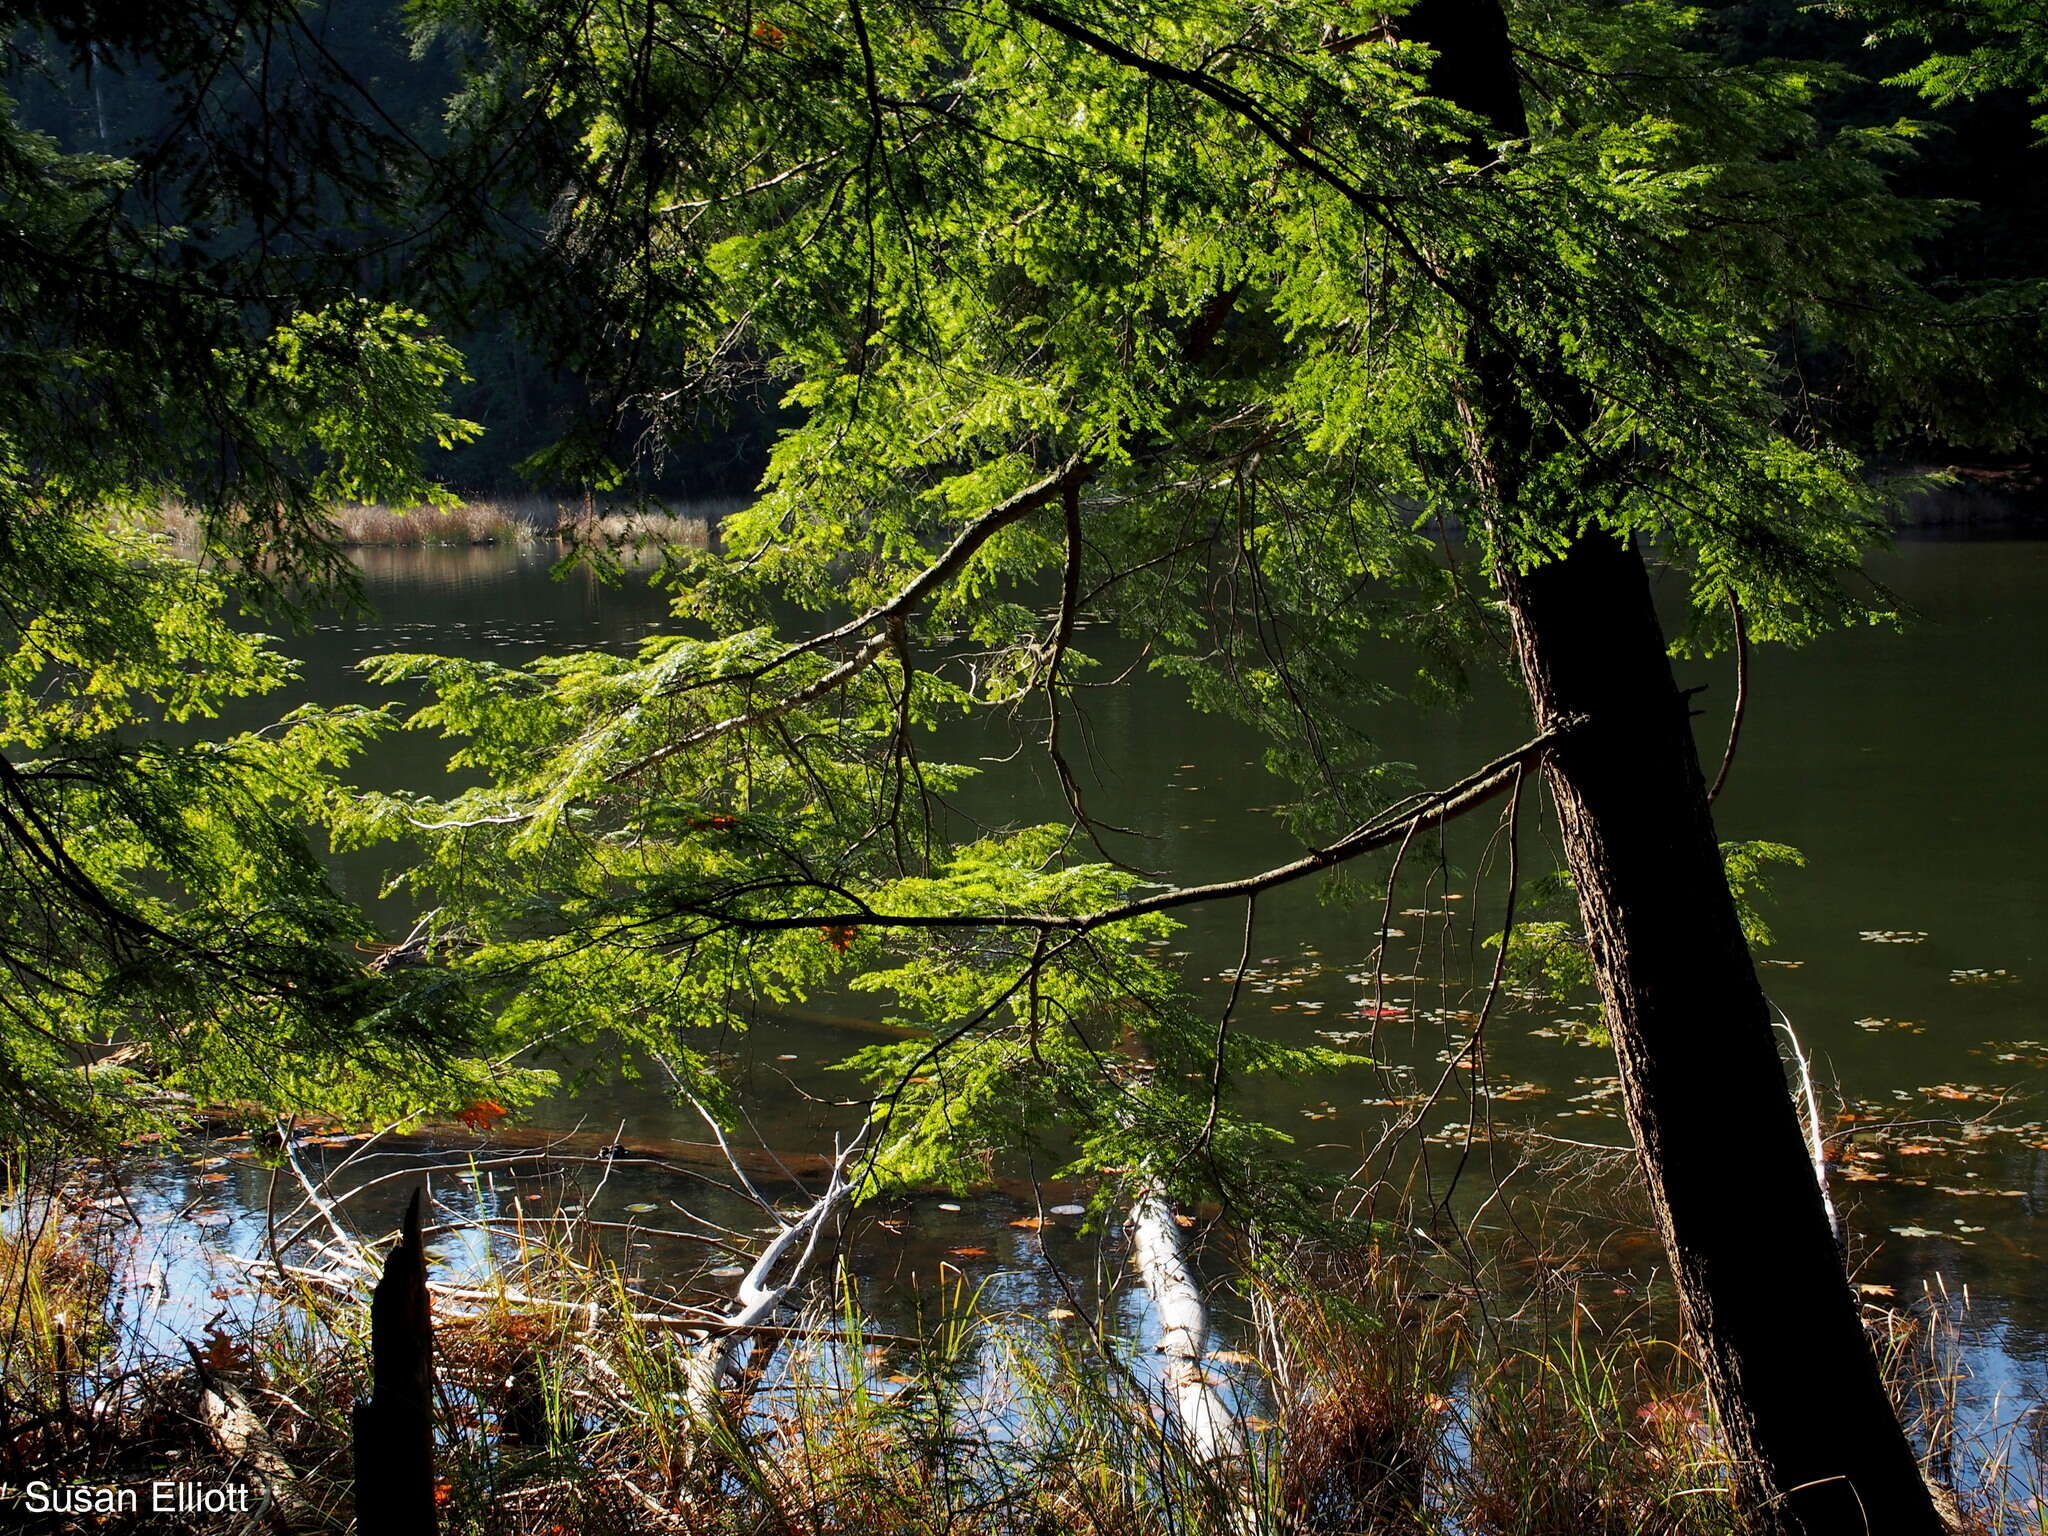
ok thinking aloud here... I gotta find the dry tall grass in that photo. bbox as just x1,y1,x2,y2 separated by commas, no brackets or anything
6,1158,2034,1536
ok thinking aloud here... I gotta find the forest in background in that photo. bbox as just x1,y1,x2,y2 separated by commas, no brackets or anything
9,0,2047,499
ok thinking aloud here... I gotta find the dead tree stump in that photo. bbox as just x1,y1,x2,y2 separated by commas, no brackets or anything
352,1187,437,1534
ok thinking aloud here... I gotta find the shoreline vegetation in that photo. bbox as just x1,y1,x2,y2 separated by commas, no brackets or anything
148,468,2045,556
4,1147,2031,1536
1902,466,2048,530
152,496,740,551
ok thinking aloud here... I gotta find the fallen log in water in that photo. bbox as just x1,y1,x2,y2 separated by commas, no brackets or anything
219,1252,917,1344
1127,1184,1246,1466
1127,1179,1255,1534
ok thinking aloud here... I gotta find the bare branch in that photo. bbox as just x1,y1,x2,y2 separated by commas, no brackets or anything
657,717,1582,936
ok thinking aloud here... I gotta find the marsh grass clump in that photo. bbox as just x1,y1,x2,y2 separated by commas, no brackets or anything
1457,1335,1728,1536
1267,1286,1448,1529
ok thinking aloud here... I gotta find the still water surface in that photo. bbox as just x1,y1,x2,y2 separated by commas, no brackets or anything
131,533,2048,1448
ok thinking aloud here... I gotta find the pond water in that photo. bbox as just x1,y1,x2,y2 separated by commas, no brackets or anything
119,531,2048,1459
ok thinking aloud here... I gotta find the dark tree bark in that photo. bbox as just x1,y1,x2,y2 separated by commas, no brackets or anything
353,1187,438,1535
1400,2,1947,1529
1495,532,1940,1534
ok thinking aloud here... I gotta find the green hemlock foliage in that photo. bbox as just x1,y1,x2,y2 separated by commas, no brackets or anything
0,89,523,1142
301,0,2039,1208
5,0,2042,1202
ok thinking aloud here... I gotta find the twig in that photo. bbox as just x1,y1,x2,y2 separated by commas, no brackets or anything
1707,588,1749,807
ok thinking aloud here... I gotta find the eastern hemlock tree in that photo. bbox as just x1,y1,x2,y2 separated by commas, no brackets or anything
0,11,533,1143
313,0,2037,1526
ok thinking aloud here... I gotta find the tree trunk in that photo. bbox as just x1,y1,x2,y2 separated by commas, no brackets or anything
1496,531,1941,1534
1398,2,1946,1529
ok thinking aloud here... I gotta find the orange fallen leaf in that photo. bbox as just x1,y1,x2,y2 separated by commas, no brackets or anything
1008,1216,1046,1231
454,1100,510,1133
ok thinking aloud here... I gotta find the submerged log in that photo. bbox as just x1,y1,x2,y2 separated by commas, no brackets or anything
197,1106,1090,1204
682,1132,865,1429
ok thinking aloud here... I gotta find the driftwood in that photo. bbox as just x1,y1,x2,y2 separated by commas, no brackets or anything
681,1127,866,1427
223,1253,915,1343
352,1188,437,1536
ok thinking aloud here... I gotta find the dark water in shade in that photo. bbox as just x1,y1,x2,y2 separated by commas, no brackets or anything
120,533,2048,1459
